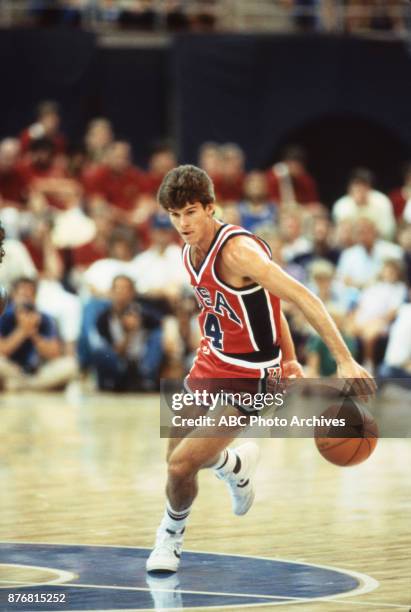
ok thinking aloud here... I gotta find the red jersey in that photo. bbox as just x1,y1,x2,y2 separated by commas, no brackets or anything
183,223,282,371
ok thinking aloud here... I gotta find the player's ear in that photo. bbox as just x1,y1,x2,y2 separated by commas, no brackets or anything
206,202,215,217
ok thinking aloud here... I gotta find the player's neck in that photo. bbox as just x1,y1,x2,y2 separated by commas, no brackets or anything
194,219,222,254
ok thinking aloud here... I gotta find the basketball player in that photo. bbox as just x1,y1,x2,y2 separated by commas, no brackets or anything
146,165,376,572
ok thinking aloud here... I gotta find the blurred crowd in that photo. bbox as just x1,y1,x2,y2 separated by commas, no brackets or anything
0,100,411,393
4,0,408,36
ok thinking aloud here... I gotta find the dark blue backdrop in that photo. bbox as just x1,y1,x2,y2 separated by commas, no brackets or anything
0,29,410,202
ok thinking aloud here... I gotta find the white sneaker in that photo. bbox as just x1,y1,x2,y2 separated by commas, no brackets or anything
217,442,260,516
146,527,184,573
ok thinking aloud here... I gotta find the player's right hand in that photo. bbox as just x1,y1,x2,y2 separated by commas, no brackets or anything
337,358,377,402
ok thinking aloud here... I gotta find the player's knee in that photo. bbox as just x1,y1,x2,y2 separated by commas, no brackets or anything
168,457,196,482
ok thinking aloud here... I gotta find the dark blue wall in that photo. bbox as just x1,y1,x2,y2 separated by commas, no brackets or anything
1,30,411,202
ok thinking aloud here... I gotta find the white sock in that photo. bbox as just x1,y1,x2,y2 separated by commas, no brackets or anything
212,448,241,479
160,501,191,534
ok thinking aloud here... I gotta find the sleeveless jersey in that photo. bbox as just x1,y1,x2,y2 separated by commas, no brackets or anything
182,223,282,369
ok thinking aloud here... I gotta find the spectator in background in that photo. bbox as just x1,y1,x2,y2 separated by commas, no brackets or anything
389,162,411,221
212,143,245,204
266,145,319,207
89,275,163,391
144,142,177,196
0,139,28,208
0,277,77,391
279,207,312,262
334,218,356,251
84,141,146,221
198,141,221,179
20,100,66,156
83,117,114,166
352,259,407,371
129,213,187,308
309,259,359,315
398,224,411,286
337,217,403,288
293,215,341,269
234,171,277,233
0,233,37,290
332,168,396,240
83,233,136,297
378,284,411,387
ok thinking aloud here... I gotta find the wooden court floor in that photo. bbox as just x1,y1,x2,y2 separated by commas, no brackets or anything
0,389,410,611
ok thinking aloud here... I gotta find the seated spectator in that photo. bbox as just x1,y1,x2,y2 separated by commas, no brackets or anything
144,141,177,196
398,224,411,287
352,259,407,371
0,236,37,290
334,218,356,250
389,162,411,221
293,215,341,268
266,145,319,207
378,285,411,388
212,143,245,204
89,275,163,391
83,117,114,167
332,168,396,240
337,217,403,288
235,171,277,233
0,277,77,391
83,234,137,297
0,139,28,208
70,212,113,280
19,138,69,209
279,207,312,262
129,213,188,309
198,141,221,179
23,213,63,278
20,100,66,156
309,259,359,315
50,180,96,248
84,141,146,221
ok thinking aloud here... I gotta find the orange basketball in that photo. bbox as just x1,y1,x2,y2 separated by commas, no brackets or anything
314,400,378,467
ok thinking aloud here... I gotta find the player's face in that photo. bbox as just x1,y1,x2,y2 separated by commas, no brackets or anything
168,202,214,245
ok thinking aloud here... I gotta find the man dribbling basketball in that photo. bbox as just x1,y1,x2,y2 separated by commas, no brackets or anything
146,165,376,573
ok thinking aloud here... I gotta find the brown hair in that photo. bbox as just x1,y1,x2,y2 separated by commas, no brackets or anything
158,164,215,210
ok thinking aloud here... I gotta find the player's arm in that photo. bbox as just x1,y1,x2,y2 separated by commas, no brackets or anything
223,237,375,394
280,311,305,378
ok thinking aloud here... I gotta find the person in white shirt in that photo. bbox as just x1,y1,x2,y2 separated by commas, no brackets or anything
378,294,411,387
129,214,189,303
353,259,407,371
337,217,403,288
332,168,396,241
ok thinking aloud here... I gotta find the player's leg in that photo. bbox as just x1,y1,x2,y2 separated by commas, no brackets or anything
147,406,259,572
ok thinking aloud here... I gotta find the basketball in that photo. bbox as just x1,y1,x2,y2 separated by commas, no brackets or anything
0,285,8,316
314,399,378,467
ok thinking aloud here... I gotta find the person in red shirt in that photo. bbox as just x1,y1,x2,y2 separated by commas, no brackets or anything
212,142,245,204
144,142,177,196
389,163,411,220
20,100,66,156
266,145,319,206
84,141,146,218
0,139,28,207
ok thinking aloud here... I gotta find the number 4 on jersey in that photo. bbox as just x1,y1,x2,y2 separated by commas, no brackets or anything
204,313,224,350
